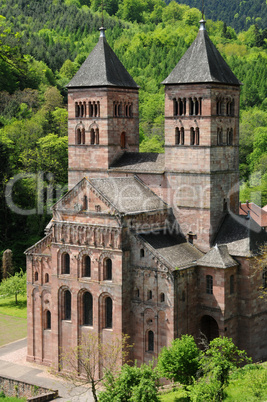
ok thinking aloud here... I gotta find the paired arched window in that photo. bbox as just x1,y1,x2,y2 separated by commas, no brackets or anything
190,128,199,145
90,128,99,145
63,290,71,320
83,292,93,326
216,97,223,115
206,275,213,294
76,127,85,144
105,297,113,328
104,258,112,280
175,127,184,145
148,331,154,351
173,98,186,116
62,253,70,274
83,255,91,277
45,310,51,329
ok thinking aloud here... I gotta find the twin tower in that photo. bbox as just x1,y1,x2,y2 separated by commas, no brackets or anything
67,21,241,251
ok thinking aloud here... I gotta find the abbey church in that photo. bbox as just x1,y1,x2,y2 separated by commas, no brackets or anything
26,19,267,368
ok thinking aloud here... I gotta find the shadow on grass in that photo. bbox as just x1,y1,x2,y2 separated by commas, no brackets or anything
0,299,27,310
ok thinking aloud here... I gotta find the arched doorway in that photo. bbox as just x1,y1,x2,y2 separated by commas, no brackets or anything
200,315,219,342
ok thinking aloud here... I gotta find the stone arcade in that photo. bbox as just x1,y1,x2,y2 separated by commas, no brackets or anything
26,20,267,369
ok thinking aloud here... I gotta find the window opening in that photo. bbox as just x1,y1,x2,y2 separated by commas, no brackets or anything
148,331,154,351
196,127,199,145
84,255,91,277
83,292,93,326
175,127,180,145
160,293,165,302
105,297,112,328
263,269,267,289
206,275,213,294
64,290,71,320
140,249,144,258
46,310,51,329
148,290,152,300
34,271,38,282
105,258,112,280
230,275,234,294
121,132,126,149
62,253,70,274
45,273,49,283
190,127,195,145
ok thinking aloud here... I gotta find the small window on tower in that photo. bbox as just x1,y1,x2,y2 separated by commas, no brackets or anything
206,275,213,294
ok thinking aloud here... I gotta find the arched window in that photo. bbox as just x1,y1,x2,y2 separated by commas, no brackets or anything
62,253,70,274
173,99,178,116
190,127,195,145
77,128,81,144
206,275,213,294
129,104,132,117
118,103,122,117
147,290,152,300
104,258,112,280
95,128,99,145
83,292,93,326
148,331,154,351
140,249,144,258
64,290,71,320
230,99,235,116
230,274,234,294
228,128,233,145
135,288,140,298
195,127,199,145
121,132,126,149
45,310,51,329
160,293,165,302
45,273,49,283
105,297,112,328
195,98,199,115
81,128,85,144
34,271,38,282
217,128,223,145
189,98,193,115
181,127,184,145
90,129,95,144
83,255,91,277
83,195,88,210
175,127,180,145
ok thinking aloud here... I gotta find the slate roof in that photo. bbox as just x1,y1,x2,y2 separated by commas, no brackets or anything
110,152,165,173
239,202,267,228
214,213,267,257
162,20,241,86
198,244,238,268
67,29,138,89
139,231,203,270
89,176,168,214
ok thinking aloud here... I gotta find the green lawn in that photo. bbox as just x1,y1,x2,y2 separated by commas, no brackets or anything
0,295,27,347
0,295,27,319
0,398,26,401
159,388,188,401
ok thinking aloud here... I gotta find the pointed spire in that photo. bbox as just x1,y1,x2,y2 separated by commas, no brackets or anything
162,18,241,86
66,27,138,89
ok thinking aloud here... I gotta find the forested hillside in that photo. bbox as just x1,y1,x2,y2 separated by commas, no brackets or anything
0,0,266,270
171,0,267,32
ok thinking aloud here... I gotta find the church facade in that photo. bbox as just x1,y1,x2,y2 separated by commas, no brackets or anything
26,20,267,369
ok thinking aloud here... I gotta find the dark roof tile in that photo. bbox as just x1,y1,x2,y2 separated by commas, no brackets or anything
162,22,241,86
67,31,138,89
110,152,165,173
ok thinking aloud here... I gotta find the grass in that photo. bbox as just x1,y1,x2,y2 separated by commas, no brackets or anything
0,295,27,347
0,398,26,401
159,363,267,402
0,295,27,319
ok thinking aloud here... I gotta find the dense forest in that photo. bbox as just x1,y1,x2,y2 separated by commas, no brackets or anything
171,0,267,32
0,0,266,270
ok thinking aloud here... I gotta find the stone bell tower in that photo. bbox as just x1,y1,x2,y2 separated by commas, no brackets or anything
67,27,139,189
162,19,241,250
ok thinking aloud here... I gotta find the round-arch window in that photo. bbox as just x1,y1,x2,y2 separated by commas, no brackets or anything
83,292,93,326
62,253,70,274
83,256,91,277
148,331,154,351
105,297,113,328
105,259,112,280
45,273,49,283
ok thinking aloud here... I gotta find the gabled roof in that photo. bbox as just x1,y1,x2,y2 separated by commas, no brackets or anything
139,231,203,270
239,202,267,228
162,20,241,86
198,244,238,268
110,152,165,174
66,29,138,89
89,176,168,214
214,213,267,257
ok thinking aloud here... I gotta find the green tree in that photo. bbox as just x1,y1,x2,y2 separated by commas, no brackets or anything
99,362,160,402
157,334,200,386
198,337,251,400
0,269,26,304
